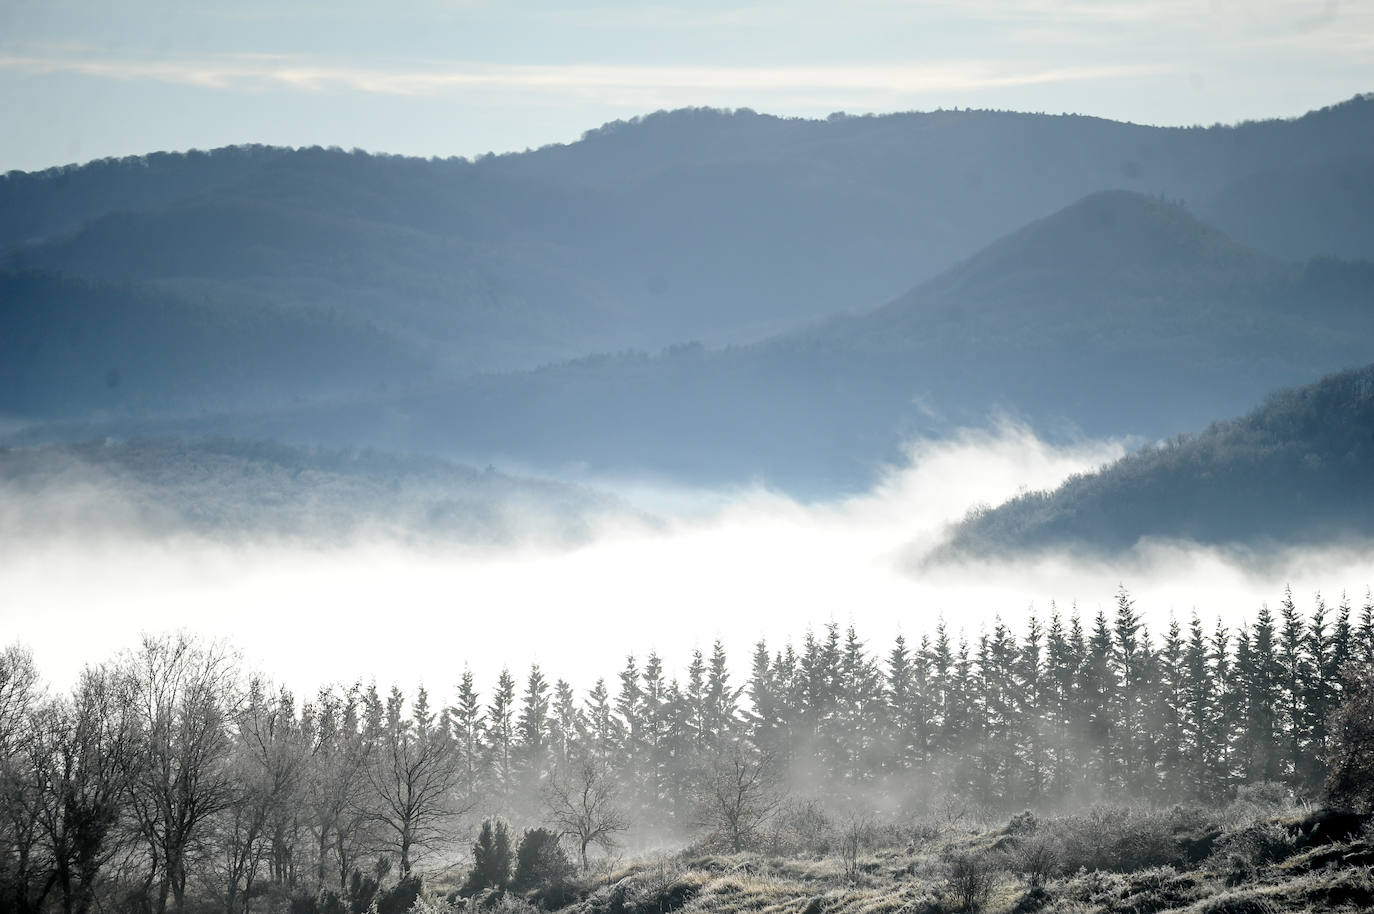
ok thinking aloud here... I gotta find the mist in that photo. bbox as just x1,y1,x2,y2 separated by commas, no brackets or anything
4,421,1371,699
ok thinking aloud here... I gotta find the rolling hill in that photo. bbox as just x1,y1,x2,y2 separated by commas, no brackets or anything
941,363,1374,556
3,96,1374,399
21,191,1369,494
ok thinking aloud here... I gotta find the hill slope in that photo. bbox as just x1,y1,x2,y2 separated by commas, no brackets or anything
943,363,1374,555
30,192,1371,493
4,96,1374,395
0,438,628,545
0,270,426,419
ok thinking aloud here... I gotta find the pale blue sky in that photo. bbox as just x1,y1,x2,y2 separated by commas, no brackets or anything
1,0,1371,172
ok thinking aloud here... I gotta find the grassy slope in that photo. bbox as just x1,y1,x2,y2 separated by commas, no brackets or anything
423,806,1374,914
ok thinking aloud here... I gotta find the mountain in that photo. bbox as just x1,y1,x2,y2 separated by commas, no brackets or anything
941,363,1374,556
4,96,1374,393
28,191,1370,494
0,437,630,545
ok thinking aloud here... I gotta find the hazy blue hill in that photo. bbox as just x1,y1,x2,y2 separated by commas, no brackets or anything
50,191,1370,494
0,270,426,419
5,96,1374,384
941,363,1374,555
1198,153,1374,262
0,437,628,544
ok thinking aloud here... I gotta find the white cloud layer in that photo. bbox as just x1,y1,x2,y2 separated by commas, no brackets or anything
5,423,1373,703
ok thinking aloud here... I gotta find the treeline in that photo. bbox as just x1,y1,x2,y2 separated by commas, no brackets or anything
2,588,1372,914
948,364,1374,554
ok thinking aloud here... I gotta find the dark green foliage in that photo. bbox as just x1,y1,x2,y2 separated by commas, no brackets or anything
348,870,379,914
375,876,422,914
512,828,575,894
464,820,514,895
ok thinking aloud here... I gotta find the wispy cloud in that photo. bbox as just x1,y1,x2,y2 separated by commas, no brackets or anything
0,48,1160,98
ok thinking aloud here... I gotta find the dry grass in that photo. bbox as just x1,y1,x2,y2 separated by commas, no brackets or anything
447,807,1372,914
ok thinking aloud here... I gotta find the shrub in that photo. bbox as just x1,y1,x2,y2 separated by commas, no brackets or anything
774,798,834,855
1208,822,1297,884
1054,807,1183,873
512,827,578,906
941,849,1000,912
1009,834,1061,887
839,815,875,882
378,876,423,914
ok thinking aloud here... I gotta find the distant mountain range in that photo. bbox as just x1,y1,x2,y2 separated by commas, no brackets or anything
940,363,1374,556
4,97,1373,389
3,97,1373,494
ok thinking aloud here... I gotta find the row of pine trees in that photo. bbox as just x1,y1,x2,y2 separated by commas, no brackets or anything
451,587,1374,817
2,587,1371,914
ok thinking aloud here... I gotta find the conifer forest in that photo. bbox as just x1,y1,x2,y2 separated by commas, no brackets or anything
4,588,1374,914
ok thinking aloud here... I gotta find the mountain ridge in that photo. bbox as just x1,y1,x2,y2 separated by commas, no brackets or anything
4,96,1373,394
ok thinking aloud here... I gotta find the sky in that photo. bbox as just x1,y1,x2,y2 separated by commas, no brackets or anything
1,0,1372,172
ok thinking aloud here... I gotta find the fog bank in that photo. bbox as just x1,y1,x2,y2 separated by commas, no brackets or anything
3,423,1371,696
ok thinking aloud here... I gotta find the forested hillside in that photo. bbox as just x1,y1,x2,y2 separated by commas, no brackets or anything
3,588,1372,912
4,97,1373,400
82,191,1372,493
945,363,1374,555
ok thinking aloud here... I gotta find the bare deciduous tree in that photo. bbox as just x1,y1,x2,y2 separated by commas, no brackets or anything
367,687,468,877
120,633,240,914
543,760,628,871
41,664,136,914
694,743,778,853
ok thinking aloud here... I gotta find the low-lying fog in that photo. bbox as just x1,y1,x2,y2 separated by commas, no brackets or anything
4,422,1372,695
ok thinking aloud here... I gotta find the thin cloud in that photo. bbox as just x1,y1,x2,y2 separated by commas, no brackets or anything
0,49,1161,98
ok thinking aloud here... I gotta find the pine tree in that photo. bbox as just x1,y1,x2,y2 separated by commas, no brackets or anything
1015,613,1046,806
485,670,517,800
1112,588,1153,795
1278,587,1310,787
640,654,669,815
1210,620,1239,794
549,679,581,770
1304,593,1335,790
704,641,739,751
1238,607,1283,783
615,655,643,787
1155,614,1186,801
1180,615,1214,802
885,635,915,774
1043,606,1080,803
515,665,551,794
582,679,619,768
1082,609,1116,794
